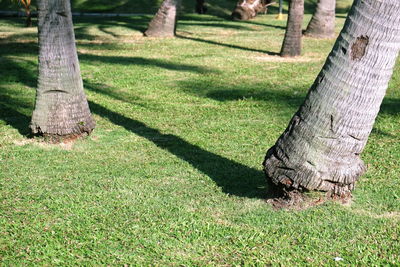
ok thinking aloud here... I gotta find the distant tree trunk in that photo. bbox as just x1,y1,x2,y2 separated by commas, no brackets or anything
264,0,400,196
280,0,304,57
304,0,336,38
30,0,95,138
195,0,207,14
232,0,271,21
25,7,32,27
144,0,181,37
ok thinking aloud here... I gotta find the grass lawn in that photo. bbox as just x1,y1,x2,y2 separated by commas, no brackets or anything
0,8,399,266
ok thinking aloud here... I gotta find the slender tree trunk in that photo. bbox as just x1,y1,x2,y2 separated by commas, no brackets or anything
280,0,304,57
195,0,207,14
264,0,400,196
232,0,270,21
25,8,32,27
304,0,335,38
144,0,180,37
30,0,95,137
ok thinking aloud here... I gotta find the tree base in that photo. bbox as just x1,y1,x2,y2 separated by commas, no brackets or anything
266,187,352,210
36,132,90,144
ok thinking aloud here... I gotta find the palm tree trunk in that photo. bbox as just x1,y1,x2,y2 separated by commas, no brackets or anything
144,0,181,37
304,0,335,38
195,0,207,14
280,0,304,57
30,0,95,137
264,0,400,196
25,8,32,27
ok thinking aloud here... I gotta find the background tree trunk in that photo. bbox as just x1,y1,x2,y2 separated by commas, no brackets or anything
264,0,400,196
280,0,304,57
30,0,95,137
25,8,32,27
304,0,335,38
195,0,207,14
231,0,270,21
144,0,180,37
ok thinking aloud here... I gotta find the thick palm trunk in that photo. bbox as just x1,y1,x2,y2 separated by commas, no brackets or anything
144,0,180,37
30,0,95,137
304,0,335,38
280,0,304,57
232,0,272,21
264,0,400,196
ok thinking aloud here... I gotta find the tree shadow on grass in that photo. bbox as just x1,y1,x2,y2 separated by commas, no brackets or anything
81,80,272,199
0,95,31,135
176,34,279,55
88,100,271,199
79,54,216,73
379,98,400,116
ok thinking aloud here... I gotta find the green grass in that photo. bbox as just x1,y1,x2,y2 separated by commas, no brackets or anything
1,10,399,266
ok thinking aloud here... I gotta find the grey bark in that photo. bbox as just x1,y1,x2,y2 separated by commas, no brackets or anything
304,0,336,38
30,0,95,136
144,0,180,37
264,0,400,195
280,0,304,57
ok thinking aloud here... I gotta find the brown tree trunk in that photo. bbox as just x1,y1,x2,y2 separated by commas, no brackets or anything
195,0,207,14
232,0,270,21
304,0,336,38
30,0,95,138
264,0,400,196
144,0,181,37
25,8,32,27
280,0,304,57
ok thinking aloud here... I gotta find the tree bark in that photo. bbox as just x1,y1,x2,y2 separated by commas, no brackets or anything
25,8,32,27
231,0,271,21
304,0,335,38
30,0,95,137
144,0,180,37
195,0,207,14
280,0,304,57
264,0,400,196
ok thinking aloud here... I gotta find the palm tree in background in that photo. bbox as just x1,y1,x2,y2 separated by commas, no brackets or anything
304,0,336,38
144,0,181,37
280,0,304,57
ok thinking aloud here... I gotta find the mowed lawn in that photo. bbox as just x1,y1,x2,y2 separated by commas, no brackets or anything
0,11,399,265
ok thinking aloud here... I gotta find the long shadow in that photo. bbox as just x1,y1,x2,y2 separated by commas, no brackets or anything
179,22,255,31
176,34,279,55
79,54,216,73
88,100,271,199
238,20,286,30
0,93,32,135
380,97,400,115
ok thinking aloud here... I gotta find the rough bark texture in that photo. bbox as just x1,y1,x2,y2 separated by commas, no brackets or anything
280,0,304,57
304,0,335,38
231,0,272,21
144,0,180,37
264,0,400,196
30,0,95,136
195,0,207,14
